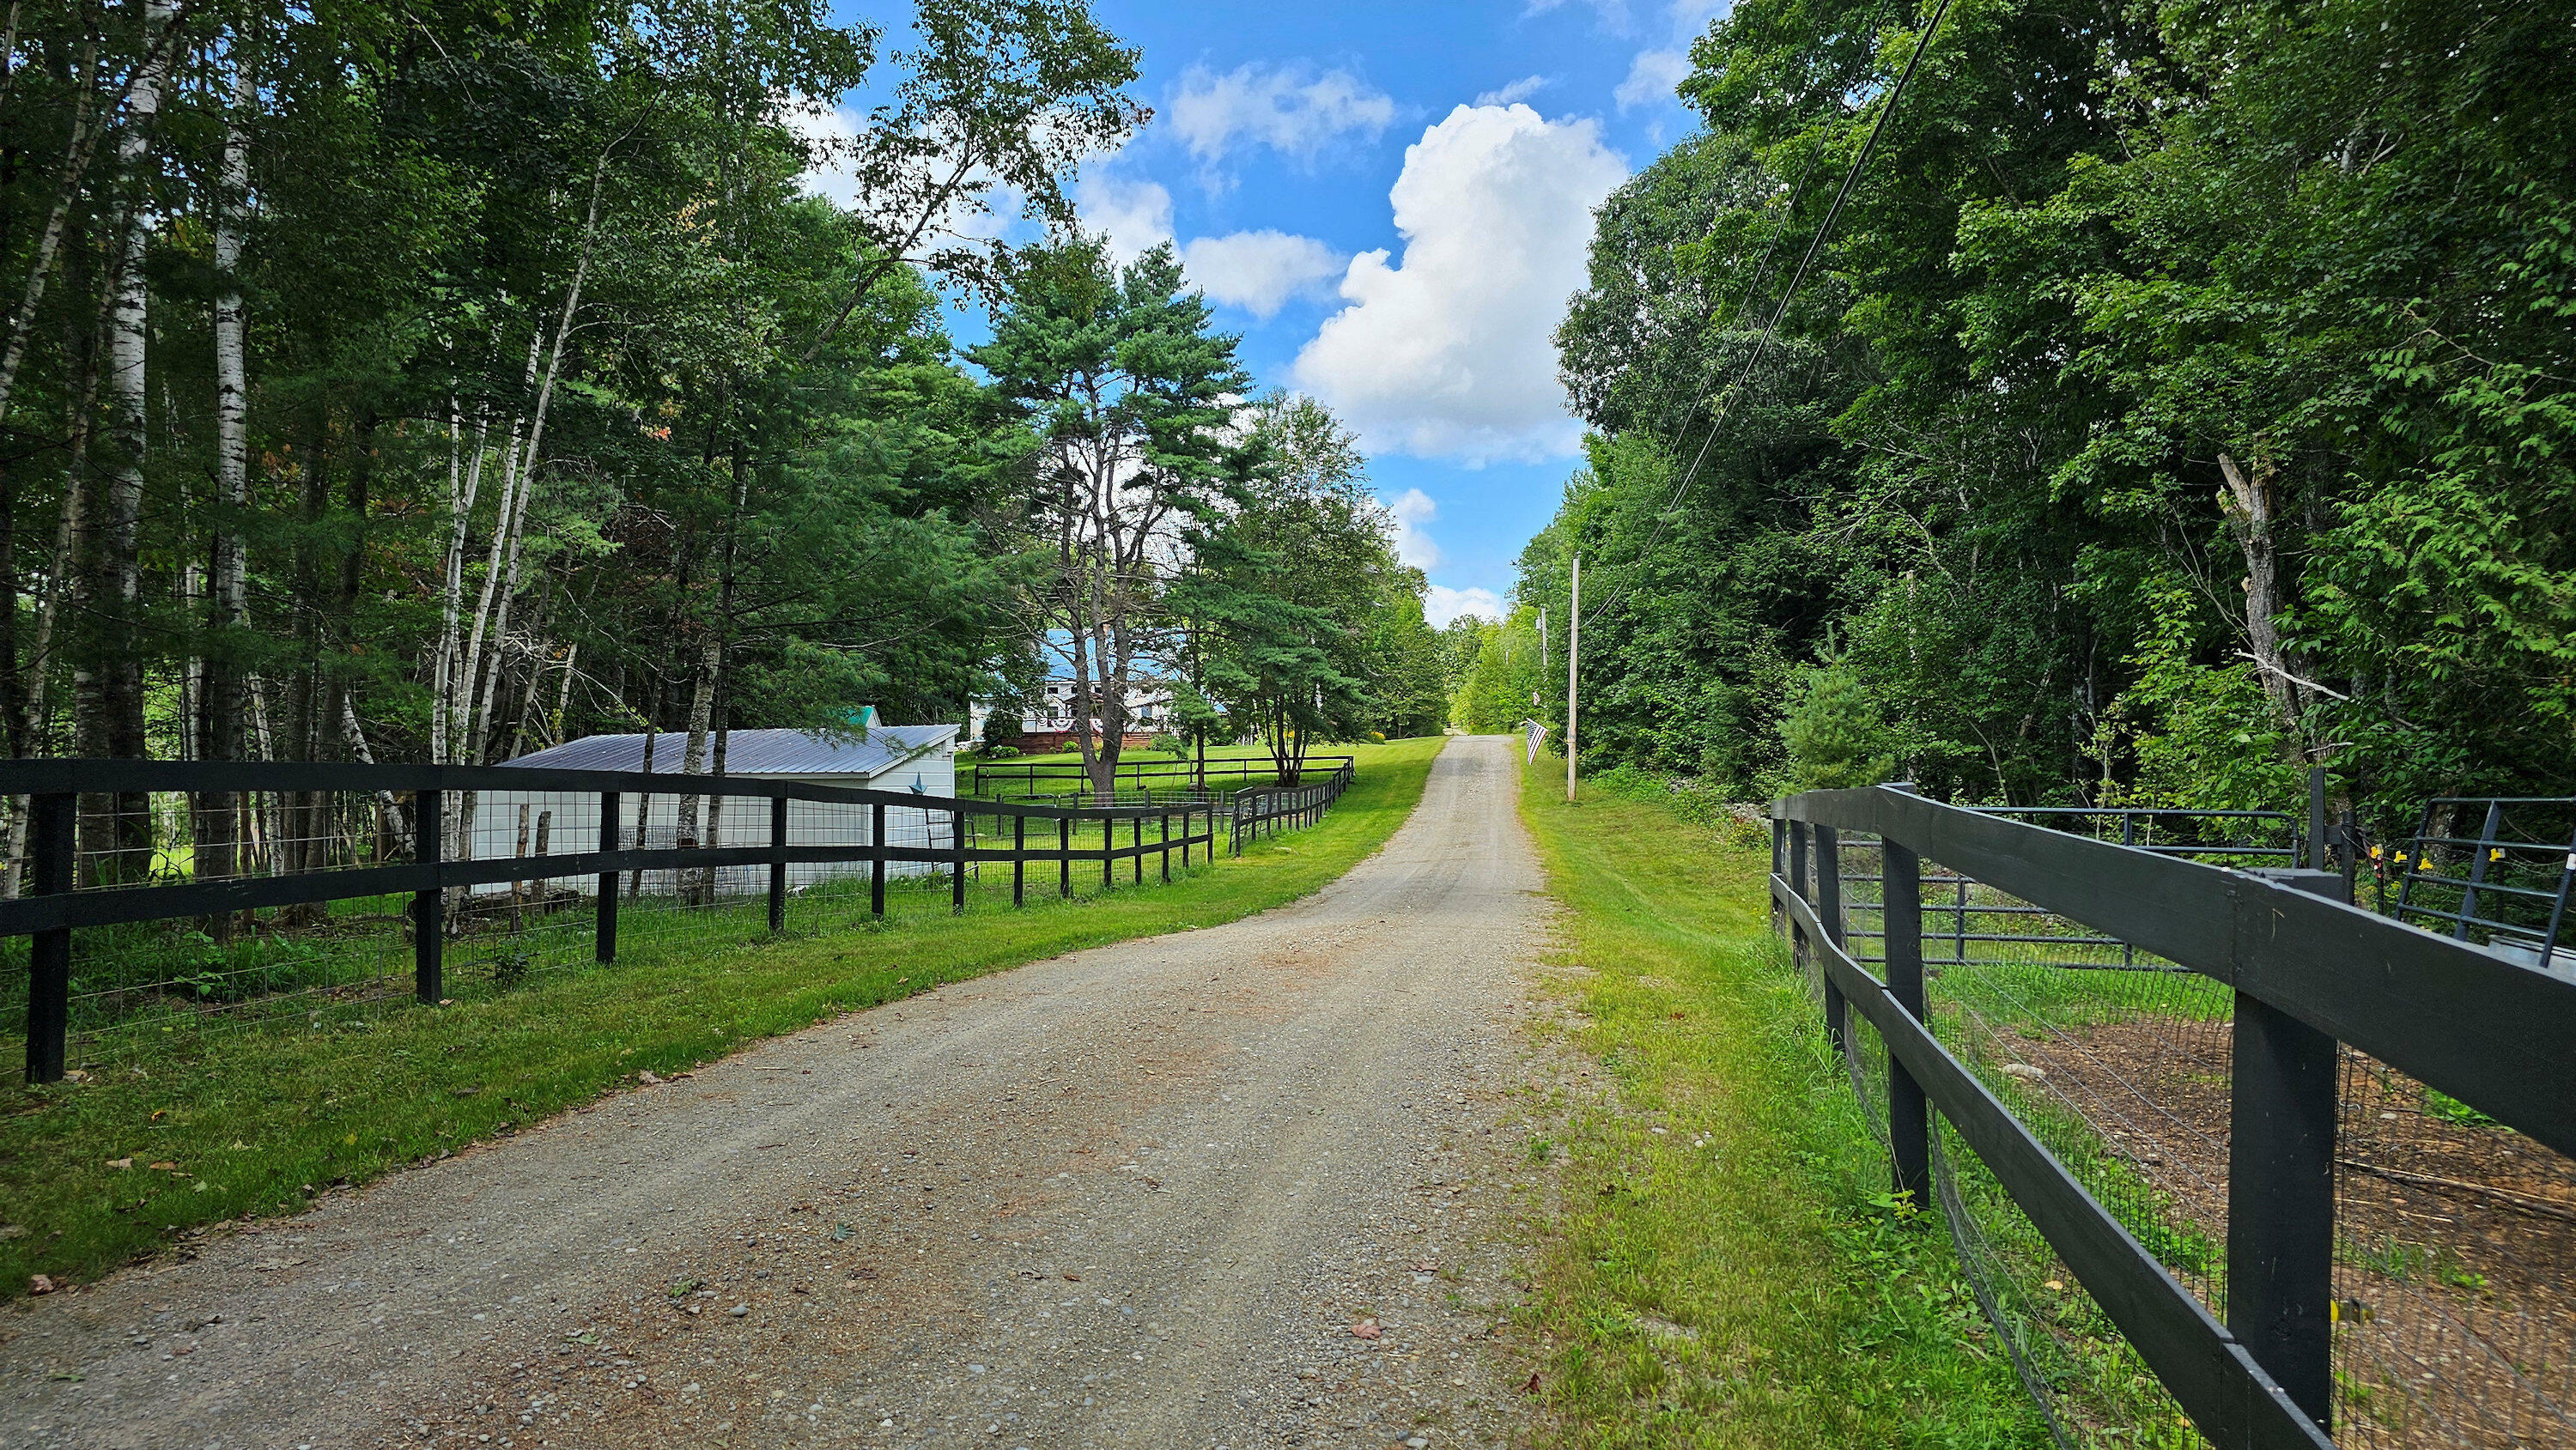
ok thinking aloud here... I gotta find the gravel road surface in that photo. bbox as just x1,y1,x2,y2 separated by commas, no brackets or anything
2,735,1553,1450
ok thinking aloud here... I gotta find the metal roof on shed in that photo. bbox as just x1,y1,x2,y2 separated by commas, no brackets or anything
500,725,957,777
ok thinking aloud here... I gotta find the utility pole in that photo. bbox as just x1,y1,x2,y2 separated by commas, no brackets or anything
1566,555,1580,804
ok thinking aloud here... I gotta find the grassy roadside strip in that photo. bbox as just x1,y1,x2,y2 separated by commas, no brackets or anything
1515,755,2049,1448
0,737,1443,1296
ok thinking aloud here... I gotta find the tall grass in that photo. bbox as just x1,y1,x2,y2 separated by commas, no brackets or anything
1515,756,2048,1449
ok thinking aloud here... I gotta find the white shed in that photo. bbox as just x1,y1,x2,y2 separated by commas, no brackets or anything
465,725,960,896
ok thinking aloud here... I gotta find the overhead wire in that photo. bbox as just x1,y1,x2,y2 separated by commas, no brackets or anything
1577,0,1960,629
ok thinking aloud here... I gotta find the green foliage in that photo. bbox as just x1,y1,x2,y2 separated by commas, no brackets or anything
974,238,1252,787
1449,607,1546,735
1781,662,1894,792
1176,395,1407,781
0,0,1145,816
1538,0,2576,826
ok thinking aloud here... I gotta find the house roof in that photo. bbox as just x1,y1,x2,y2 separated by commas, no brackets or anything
501,725,957,777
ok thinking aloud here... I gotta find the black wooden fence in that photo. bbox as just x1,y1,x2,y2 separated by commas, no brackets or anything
2,755,1325,1084
1773,785,2576,1449
1228,762,1358,856
969,755,1354,798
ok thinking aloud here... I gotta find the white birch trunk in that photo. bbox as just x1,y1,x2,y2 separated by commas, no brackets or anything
93,0,173,745
463,149,611,766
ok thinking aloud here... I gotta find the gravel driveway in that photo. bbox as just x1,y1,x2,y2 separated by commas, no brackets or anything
2,735,1554,1450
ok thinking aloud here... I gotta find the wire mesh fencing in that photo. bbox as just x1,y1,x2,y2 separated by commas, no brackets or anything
1777,801,2576,1450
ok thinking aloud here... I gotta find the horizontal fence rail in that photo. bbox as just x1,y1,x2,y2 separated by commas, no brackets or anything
969,755,1353,798
1771,786,2576,1450
1229,763,1357,856
4,755,1358,1083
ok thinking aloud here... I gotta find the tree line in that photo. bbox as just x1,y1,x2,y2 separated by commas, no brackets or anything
1,0,1443,889
1513,0,2573,832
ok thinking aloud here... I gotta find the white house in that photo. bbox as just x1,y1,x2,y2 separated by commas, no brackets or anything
465,725,959,896
973,676,1176,751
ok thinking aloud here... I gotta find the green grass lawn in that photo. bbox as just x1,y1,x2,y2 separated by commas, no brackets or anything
0,736,1444,1297
1515,755,2049,1449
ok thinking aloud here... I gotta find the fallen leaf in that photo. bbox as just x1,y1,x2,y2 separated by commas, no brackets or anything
637,1071,664,1086
149,1109,167,1120
149,1162,179,1172
104,1158,132,1172
1062,1272,1080,1282
1350,1319,1382,1340
1523,1372,1541,1394
28,1274,56,1295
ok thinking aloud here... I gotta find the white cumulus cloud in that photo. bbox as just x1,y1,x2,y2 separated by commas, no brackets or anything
1425,585,1505,628
784,97,861,208
1291,103,1627,463
1075,171,1176,263
1386,488,1443,570
1180,231,1346,319
1614,49,1692,111
1475,75,1551,106
1169,63,1397,177
1615,2,1728,112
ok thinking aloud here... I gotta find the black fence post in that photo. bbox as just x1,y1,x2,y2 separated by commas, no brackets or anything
1160,812,1171,883
2306,766,2330,872
1132,816,1144,885
1013,812,1026,907
1771,815,1788,932
769,794,788,934
1783,816,1811,974
2228,867,2344,1431
1814,823,1847,1053
1883,834,1930,1208
870,802,886,919
23,792,75,1083
414,786,444,1004
1058,816,1071,898
596,791,620,964
951,806,968,913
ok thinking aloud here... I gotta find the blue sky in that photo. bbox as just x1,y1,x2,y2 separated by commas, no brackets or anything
825,2,1726,623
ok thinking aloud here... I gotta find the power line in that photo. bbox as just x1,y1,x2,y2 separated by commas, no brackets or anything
1578,0,1959,629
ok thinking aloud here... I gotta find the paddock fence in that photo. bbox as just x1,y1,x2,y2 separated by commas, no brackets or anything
1,753,1366,1083
969,755,1354,798
1228,762,1358,856
1771,785,2576,1450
